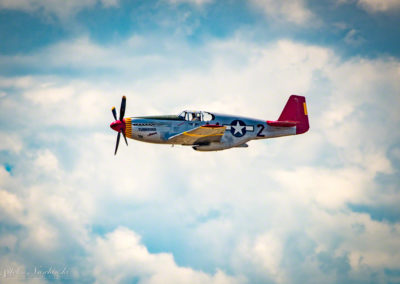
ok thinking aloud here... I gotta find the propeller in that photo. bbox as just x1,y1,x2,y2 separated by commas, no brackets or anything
110,96,128,155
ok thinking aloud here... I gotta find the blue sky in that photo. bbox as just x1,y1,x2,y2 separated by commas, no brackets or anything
1,0,400,58
0,0,400,283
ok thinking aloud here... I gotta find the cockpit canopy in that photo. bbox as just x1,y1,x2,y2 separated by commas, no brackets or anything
178,111,215,122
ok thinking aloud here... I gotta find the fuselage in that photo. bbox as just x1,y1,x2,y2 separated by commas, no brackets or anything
122,111,296,151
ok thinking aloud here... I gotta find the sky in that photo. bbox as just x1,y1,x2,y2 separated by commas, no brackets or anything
0,0,400,283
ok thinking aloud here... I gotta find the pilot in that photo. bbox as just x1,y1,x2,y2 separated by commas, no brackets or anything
192,114,199,121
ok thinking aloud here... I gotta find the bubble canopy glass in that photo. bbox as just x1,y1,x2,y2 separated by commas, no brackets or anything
178,111,215,122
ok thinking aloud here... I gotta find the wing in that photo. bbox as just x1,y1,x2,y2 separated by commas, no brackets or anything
168,125,226,145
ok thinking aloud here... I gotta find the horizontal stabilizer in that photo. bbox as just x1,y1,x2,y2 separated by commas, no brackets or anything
267,120,298,127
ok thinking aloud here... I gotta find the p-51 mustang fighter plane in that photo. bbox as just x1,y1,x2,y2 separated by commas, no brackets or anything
110,95,309,154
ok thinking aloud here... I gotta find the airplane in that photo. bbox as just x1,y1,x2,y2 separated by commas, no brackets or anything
110,95,309,154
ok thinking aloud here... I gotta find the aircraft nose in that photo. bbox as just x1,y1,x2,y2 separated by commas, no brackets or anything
110,120,123,132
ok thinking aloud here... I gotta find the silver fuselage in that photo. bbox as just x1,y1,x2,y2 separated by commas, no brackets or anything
126,112,296,151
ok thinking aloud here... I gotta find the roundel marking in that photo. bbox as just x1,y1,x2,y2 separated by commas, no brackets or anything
230,120,246,137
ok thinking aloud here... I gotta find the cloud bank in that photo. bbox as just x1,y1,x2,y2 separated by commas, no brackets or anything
0,2,400,283
0,31,400,283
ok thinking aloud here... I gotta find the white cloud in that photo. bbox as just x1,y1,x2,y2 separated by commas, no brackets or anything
357,0,400,12
100,0,119,8
34,149,60,173
0,189,23,220
0,132,23,153
166,0,213,6
337,0,400,13
249,0,314,25
344,29,365,46
308,209,400,270
0,34,400,283
236,233,285,283
0,0,119,19
273,167,368,208
89,227,241,284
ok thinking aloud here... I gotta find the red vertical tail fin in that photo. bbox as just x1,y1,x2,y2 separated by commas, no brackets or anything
278,95,309,134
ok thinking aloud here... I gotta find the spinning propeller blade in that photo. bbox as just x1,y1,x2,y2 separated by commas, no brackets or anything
119,96,126,121
110,96,128,155
112,106,117,121
115,132,121,155
122,131,128,146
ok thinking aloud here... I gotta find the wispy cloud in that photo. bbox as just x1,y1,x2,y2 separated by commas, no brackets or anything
337,0,400,13
249,0,314,25
166,0,213,6
0,0,119,19
357,0,400,13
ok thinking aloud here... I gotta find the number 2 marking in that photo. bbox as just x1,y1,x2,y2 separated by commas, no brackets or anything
257,124,265,137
